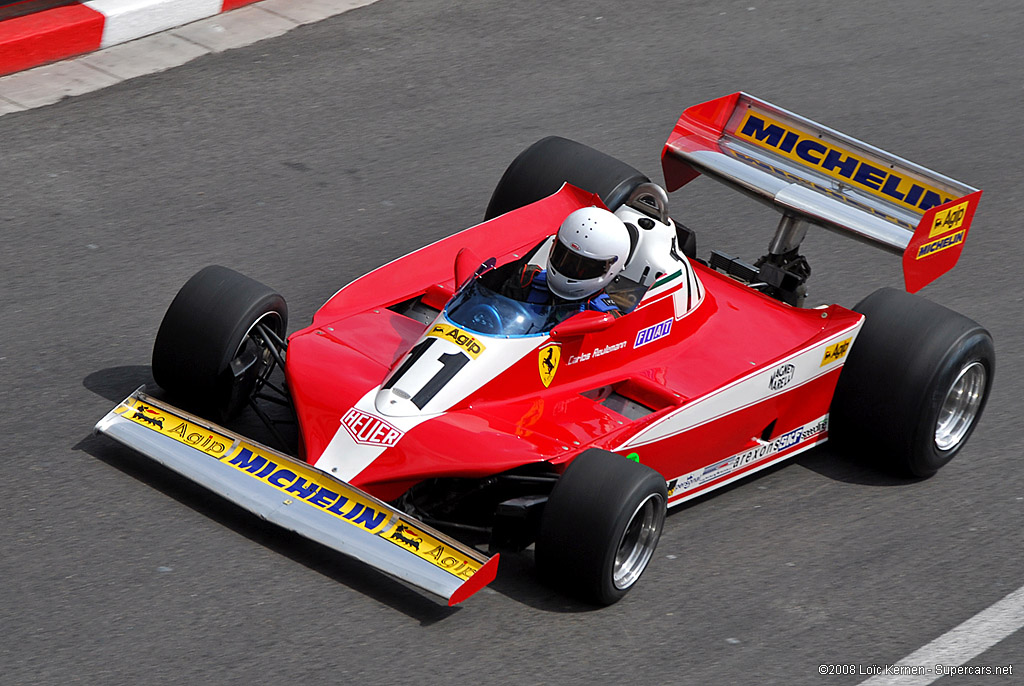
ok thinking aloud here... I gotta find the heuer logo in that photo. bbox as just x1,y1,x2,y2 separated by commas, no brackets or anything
341,408,403,447
768,363,795,391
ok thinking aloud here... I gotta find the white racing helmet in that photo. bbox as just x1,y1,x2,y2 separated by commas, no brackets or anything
547,207,631,300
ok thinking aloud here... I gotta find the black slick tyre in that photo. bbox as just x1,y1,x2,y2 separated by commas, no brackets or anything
152,265,288,421
536,449,667,605
484,136,649,220
829,288,994,477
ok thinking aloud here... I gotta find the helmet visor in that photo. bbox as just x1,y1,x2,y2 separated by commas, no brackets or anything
550,240,616,281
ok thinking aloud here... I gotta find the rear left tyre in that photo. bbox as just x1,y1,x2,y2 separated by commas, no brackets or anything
485,136,650,220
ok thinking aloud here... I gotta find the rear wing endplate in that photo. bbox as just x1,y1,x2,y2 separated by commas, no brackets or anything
662,92,982,292
95,389,498,605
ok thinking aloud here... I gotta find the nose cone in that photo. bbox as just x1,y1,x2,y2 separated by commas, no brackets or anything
375,386,424,417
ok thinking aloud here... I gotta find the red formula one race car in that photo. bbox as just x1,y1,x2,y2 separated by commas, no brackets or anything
96,93,994,605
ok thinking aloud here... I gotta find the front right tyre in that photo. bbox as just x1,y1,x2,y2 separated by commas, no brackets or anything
536,449,667,605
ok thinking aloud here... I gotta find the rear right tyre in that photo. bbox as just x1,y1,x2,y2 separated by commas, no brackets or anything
829,288,994,477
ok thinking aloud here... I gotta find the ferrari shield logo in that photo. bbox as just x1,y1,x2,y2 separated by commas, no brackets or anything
538,344,560,387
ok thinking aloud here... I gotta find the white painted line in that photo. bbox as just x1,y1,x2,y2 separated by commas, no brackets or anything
859,584,1024,685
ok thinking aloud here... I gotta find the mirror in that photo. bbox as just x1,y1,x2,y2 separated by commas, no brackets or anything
455,247,482,288
551,310,616,338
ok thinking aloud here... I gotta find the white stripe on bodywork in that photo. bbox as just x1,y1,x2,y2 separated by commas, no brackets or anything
617,325,860,449
673,262,705,319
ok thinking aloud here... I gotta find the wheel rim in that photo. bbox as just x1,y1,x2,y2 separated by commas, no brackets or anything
223,311,285,413
934,361,986,451
612,493,663,590
234,311,284,358
231,311,285,379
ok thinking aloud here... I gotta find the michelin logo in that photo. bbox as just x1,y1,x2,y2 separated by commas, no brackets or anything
917,230,965,259
736,111,954,213
227,448,388,533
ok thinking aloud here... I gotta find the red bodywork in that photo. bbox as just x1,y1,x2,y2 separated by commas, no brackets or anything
285,184,861,505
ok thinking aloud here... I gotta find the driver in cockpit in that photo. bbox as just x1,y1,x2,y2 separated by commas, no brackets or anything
499,207,632,314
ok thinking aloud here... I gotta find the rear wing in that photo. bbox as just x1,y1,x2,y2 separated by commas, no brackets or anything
662,92,981,292
95,389,498,605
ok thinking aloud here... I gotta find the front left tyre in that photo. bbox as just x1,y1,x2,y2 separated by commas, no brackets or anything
536,449,667,605
152,265,288,421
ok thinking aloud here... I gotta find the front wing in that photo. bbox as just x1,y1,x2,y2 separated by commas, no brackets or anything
94,389,498,605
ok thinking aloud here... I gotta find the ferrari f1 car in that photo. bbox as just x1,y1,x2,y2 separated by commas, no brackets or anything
96,93,994,606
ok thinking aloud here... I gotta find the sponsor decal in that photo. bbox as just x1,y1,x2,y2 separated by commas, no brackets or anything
821,338,852,366
929,199,969,238
226,446,391,533
702,457,732,479
389,522,423,550
341,408,403,447
634,318,673,348
427,323,485,359
565,341,627,366
381,519,481,580
626,452,640,463
132,404,164,428
916,230,965,259
768,363,795,391
538,343,560,388
734,110,954,214
668,416,829,496
123,403,230,456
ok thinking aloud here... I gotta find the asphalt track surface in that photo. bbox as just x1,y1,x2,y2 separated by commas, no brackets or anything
3,1,1023,684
